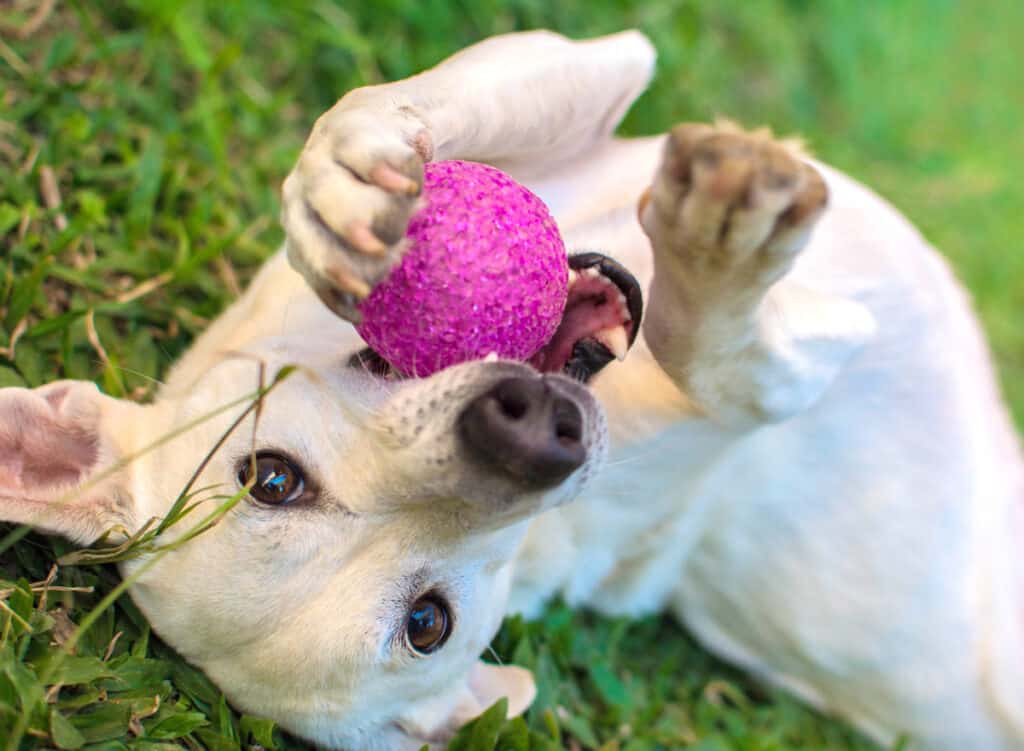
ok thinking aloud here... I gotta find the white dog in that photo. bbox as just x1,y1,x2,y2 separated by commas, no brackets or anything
1,30,1021,751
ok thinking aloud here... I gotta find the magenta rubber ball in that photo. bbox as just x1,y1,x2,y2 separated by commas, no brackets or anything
356,160,568,377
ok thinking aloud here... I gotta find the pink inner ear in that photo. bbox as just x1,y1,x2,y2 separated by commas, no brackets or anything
44,385,71,410
0,385,100,492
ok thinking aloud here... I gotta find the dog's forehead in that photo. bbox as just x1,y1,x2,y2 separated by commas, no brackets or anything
192,346,394,420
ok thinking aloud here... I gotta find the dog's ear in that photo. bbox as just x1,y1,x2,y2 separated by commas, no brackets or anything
0,381,145,544
397,660,536,741
463,661,536,718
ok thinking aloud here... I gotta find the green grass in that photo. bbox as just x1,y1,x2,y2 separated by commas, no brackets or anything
1,1,1021,749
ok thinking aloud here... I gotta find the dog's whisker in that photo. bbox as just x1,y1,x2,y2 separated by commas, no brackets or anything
603,451,659,468
484,645,504,666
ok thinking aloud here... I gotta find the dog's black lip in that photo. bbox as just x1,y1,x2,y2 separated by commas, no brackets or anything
564,339,614,382
348,346,394,377
567,251,644,345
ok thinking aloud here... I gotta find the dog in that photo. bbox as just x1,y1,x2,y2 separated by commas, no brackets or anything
1,30,1021,751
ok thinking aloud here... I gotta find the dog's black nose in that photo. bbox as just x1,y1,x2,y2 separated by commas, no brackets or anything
458,377,586,487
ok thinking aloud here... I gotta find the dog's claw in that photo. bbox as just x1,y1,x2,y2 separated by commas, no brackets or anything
345,222,389,256
325,261,373,300
370,162,421,196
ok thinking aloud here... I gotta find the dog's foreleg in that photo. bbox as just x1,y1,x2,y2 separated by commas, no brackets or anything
640,123,877,427
350,29,655,166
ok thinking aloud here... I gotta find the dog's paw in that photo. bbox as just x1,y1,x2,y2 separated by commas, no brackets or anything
282,102,433,322
640,122,828,300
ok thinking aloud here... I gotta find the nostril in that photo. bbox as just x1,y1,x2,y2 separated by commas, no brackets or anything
495,383,530,421
553,398,583,444
556,422,581,444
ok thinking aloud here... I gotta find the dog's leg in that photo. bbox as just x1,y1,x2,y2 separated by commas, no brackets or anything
282,30,655,322
639,122,877,426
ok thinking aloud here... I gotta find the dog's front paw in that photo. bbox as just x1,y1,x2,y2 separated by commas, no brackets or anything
640,122,827,303
282,102,433,322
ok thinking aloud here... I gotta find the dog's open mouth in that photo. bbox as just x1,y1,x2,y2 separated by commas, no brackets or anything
350,252,643,383
528,253,642,381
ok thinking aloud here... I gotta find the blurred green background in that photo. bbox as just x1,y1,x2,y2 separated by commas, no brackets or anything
1,1,1021,749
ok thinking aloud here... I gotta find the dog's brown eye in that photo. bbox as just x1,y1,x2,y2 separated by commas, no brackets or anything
239,453,304,505
407,595,451,654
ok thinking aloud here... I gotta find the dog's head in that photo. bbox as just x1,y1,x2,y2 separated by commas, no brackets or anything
0,254,641,749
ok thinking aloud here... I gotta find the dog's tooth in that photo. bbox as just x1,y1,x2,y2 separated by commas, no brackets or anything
617,291,631,322
583,267,601,278
484,351,499,363
568,269,579,286
594,325,630,361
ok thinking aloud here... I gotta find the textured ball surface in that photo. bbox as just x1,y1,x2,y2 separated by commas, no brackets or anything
357,160,568,377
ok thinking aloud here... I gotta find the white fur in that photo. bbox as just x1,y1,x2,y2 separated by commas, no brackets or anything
1,30,1020,751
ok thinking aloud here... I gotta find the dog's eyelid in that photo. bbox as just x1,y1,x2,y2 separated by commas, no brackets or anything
389,583,455,657
235,449,320,507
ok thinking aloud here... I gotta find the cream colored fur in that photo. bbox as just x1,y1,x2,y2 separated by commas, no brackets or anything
0,30,1021,751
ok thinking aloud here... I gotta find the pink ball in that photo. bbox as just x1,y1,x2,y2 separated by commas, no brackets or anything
357,160,568,377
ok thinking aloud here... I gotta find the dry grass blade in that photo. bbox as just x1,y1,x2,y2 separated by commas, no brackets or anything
0,0,56,38
38,165,67,231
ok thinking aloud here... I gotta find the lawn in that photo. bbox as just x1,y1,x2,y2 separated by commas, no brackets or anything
1,1,1021,749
